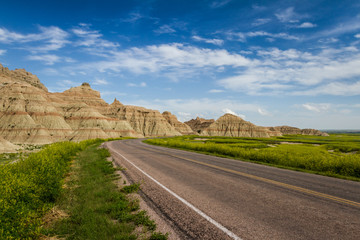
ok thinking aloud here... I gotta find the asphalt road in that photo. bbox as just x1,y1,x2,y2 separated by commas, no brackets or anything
105,139,360,240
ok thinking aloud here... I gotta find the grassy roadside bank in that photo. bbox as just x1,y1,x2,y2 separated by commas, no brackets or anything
144,135,360,181
0,139,167,239
0,139,98,239
44,142,167,240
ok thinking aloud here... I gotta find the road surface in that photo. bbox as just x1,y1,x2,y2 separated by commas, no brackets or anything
105,139,360,240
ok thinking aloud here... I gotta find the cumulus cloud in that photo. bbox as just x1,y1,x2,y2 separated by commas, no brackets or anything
258,108,271,116
355,34,360,38
275,7,300,23
217,46,360,96
298,22,317,28
78,43,252,74
302,103,331,112
192,35,224,46
222,108,246,119
0,49,6,55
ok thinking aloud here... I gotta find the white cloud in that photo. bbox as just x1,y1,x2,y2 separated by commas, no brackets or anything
226,31,300,42
355,34,360,38
316,19,360,38
318,37,339,43
72,25,119,49
209,89,224,93
0,49,6,55
294,81,360,96
0,26,69,52
210,0,232,8
177,112,191,119
298,22,317,28
0,28,25,43
302,103,331,113
252,18,271,26
252,5,267,11
154,25,176,34
27,54,61,65
121,12,144,23
222,108,246,119
93,78,109,85
127,82,147,87
217,47,360,96
258,108,271,116
192,35,224,46
275,7,300,23
247,31,300,40
78,43,252,75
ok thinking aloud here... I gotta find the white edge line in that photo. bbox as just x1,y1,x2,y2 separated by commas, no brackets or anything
108,144,242,240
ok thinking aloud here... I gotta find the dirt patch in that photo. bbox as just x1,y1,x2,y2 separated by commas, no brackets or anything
280,141,303,145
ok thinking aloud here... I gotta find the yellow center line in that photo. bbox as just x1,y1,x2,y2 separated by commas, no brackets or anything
139,145,360,208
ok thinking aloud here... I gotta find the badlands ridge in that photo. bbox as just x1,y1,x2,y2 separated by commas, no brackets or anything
0,64,328,152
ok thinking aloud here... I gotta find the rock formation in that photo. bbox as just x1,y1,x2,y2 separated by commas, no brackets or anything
274,126,329,137
0,63,47,91
162,111,194,135
0,136,20,153
103,104,181,137
200,113,278,138
0,81,67,144
184,117,215,133
0,63,329,152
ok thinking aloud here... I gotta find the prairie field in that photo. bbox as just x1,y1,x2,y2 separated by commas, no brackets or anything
145,134,360,181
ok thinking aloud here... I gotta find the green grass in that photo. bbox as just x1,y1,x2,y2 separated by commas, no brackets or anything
0,139,99,239
45,143,167,240
144,134,360,181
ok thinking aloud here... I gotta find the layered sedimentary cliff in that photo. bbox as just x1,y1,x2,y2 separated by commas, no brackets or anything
274,126,329,137
0,63,329,151
162,111,194,135
184,117,215,133
200,113,278,138
104,105,181,137
0,136,20,153
0,63,47,91
0,65,181,147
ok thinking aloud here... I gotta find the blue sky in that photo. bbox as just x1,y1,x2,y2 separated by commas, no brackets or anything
1,0,360,129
